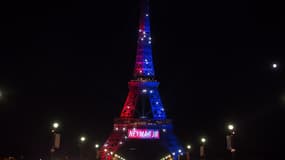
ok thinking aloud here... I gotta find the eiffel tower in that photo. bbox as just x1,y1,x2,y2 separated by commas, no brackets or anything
99,0,184,159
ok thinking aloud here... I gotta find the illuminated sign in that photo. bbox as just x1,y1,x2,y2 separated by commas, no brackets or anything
128,129,160,139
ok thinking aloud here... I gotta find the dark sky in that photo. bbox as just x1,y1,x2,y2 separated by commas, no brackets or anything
1,0,285,159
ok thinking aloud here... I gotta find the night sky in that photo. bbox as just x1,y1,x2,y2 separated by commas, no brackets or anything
1,0,285,159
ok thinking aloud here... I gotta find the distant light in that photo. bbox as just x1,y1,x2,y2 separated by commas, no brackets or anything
149,90,153,93
80,136,86,142
148,41,151,44
187,145,191,150
95,144,100,148
146,14,149,17
52,122,59,129
272,63,278,69
0,90,2,98
104,149,108,152
156,101,159,105
178,149,182,153
119,141,123,145
162,129,166,132
172,152,176,156
142,89,147,93
123,127,126,131
228,124,234,131
201,137,206,143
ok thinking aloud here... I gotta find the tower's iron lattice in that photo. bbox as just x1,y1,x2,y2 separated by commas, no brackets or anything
99,0,184,159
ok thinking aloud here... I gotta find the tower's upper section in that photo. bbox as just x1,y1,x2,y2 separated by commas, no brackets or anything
133,0,155,79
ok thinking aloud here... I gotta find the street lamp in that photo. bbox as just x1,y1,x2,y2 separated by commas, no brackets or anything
94,143,100,160
200,137,206,160
187,145,191,150
228,124,234,132
53,122,59,129
226,123,236,160
50,122,61,160
80,136,86,142
201,137,206,144
186,144,191,160
79,136,87,160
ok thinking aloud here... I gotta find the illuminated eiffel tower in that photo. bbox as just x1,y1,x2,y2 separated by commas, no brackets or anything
99,0,184,159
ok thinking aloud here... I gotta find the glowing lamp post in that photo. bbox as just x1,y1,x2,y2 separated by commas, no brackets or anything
50,122,61,160
79,136,87,160
200,137,206,160
226,124,236,160
80,136,86,142
94,143,100,160
186,145,191,160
